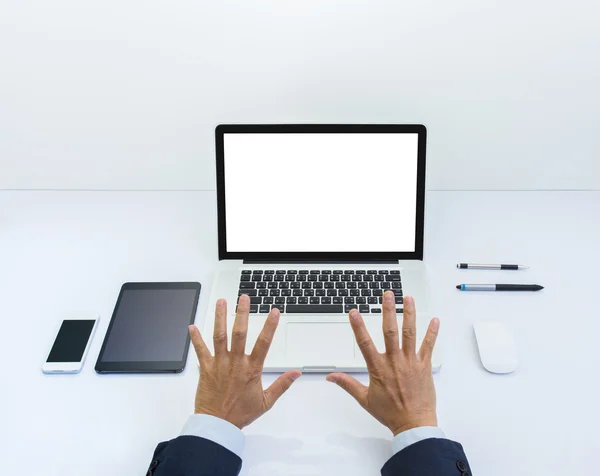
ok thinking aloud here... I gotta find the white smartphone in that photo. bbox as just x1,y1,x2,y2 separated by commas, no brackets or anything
42,318,99,374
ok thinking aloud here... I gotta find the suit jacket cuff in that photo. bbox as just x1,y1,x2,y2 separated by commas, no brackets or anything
391,426,446,455
180,414,245,458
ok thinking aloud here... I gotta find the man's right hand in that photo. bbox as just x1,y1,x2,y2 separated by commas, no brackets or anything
326,291,440,436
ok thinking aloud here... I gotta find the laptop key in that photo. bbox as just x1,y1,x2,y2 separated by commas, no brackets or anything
240,282,255,289
268,282,277,289
347,282,357,289
310,270,320,274
299,270,309,274
386,275,401,281
253,270,263,274
249,305,258,313
396,308,404,313
359,305,370,313
333,270,343,274
373,289,383,296
240,275,251,282
259,305,270,313
238,289,258,296
352,275,362,282
371,308,382,313
274,275,284,282
264,297,274,304
344,270,354,274
356,270,366,275
270,289,280,296
272,304,285,312
308,275,318,282
302,282,311,289
344,304,358,312
293,289,303,296
282,289,292,296
310,297,320,304
304,289,314,296
395,296,403,304
316,289,326,296
324,282,334,289
285,275,296,282
298,297,309,304
335,282,346,289
287,297,297,304
264,270,275,274
358,282,368,289
275,297,285,304
378,270,389,274
368,297,378,304
350,289,360,296
391,282,402,289
327,289,337,296
363,275,373,282
369,282,379,289
381,282,391,289
367,270,378,274
319,275,328,281
241,270,252,275
321,297,332,304
322,270,332,275
374,275,384,281
263,275,273,282
390,270,401,275
286,305,343,313
338,289,349,296
250,297,262,305
287,270,297,274
333,297,343,304
278,282,289,289
290,282,301,289
313,282,323,289
257,282,267,289
345,297,355,304
361,289,371,296
356,297,366,304
259,289,269,297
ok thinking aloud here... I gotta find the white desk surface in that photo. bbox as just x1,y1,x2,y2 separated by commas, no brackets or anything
1,190,599,476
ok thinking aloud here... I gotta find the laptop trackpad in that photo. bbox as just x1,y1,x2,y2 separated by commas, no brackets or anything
285,322,355,363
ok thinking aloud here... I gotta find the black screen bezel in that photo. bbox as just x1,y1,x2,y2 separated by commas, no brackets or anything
94,282,201,373
216,124,427,261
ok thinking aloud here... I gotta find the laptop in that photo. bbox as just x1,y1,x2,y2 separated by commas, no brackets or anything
204,124,441,372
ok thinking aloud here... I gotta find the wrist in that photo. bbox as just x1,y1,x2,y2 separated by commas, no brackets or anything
391,417,438,436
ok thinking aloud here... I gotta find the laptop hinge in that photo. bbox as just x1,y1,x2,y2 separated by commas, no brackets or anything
243,259,399,264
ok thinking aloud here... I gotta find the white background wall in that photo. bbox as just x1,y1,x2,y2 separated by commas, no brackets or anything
1,0,598,191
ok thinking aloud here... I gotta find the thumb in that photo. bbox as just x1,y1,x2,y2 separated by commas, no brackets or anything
326,372,368,407
264,370,302,410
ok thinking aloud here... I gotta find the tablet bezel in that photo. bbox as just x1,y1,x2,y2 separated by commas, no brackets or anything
94,282,201,373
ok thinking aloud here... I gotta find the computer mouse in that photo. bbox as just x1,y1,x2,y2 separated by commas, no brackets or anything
473,321,518,374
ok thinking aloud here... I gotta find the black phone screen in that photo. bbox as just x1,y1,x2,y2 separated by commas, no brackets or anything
46,320,96,363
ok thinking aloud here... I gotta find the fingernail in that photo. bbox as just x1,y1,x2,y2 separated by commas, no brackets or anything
326,375,336,383
431,318,440,331
405,296,414,306
272,308,280,319
384,291,393,302
291,372,301,381
349,309,359,321
217,298,225,307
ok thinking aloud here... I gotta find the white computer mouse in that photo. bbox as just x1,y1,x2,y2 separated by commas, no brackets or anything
473,321,518,374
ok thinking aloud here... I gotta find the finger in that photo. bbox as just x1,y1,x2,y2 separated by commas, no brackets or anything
213,299,228,356
250,308,281,365
326,373,368,408
231,294,250,356
349,309,381,370
189,325,211,361
418,317,440,362
401,295,417,356
382,291,399,355
263,370,302,410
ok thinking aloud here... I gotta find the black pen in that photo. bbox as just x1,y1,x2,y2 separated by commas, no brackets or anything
456,284,544,291
457,263,528,270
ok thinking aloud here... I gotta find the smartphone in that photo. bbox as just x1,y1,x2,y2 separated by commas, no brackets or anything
42,318,99,374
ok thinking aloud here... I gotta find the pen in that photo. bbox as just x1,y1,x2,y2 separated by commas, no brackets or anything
457,263,528,270
456,284,544,291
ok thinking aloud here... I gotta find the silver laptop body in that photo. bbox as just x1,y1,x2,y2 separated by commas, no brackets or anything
204,124,440,372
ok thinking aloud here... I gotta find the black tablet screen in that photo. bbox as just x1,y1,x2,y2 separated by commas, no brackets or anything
101,288,198,362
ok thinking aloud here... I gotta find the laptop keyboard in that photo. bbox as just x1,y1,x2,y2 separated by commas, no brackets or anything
238,269,403,314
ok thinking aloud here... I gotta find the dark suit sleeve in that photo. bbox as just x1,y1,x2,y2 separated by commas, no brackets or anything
381,438,472,476
146,435,242,476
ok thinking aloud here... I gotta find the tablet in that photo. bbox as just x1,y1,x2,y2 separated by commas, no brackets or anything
95,282,201,373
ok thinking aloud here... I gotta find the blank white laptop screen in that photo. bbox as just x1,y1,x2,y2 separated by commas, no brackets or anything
223,133,419,253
